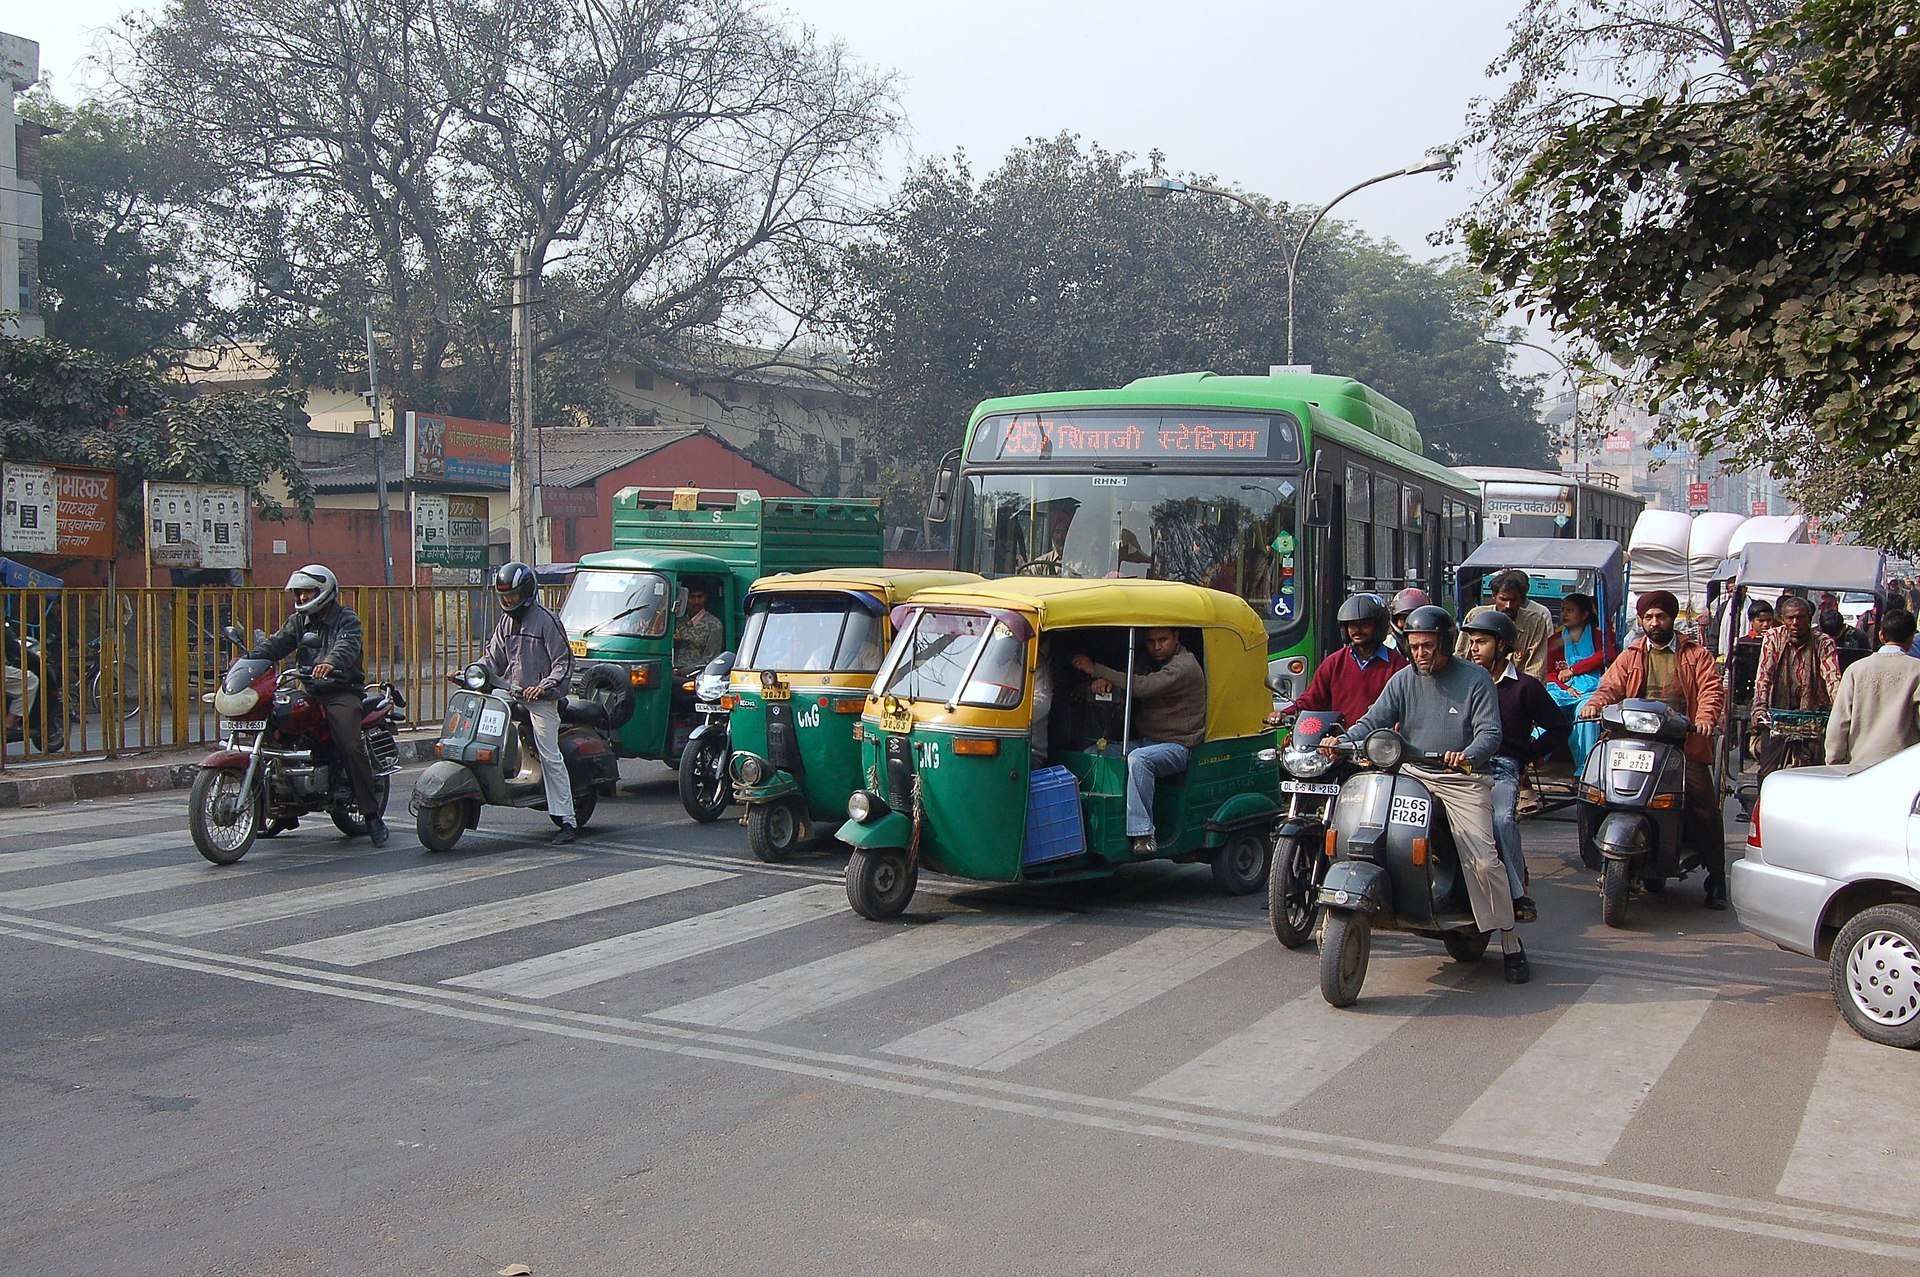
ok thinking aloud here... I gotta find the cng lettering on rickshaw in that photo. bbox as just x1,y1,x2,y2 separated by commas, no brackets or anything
796,703,821,729
1389,794,1430,826
913,740,940,770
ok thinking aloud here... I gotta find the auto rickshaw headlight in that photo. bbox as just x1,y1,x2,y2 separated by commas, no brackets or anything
732,754,770,786
1363,730,1405,771
848,790,889,823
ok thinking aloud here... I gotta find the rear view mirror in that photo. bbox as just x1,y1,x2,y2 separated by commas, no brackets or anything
925,449,959,524
674,587,689,618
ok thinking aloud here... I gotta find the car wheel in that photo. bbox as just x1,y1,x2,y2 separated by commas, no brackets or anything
1831,904,1920,1049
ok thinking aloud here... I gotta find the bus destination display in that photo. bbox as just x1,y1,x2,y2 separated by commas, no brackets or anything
969,412,1299,463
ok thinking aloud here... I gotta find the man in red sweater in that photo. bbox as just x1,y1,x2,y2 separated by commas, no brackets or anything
1269,594,1408,729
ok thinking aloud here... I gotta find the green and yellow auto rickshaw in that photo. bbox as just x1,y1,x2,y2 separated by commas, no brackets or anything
836,577,1282,919
726,568,982,862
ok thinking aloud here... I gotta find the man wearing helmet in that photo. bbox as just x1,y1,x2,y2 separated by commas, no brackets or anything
1461,609,1570,924
483,562,579,844
1267,593,1407,729
1332,605,1530,983
249,564,388,845
1387,587,1432,652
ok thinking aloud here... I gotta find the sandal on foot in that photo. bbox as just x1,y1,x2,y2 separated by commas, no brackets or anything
1513,896,1538,924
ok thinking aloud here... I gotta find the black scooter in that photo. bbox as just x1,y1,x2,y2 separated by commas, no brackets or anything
678,652,736,823
1576,698,1696,928
3,621,65,753
411,661,631,852
1316,729,1495,1007
1267,710,1356,948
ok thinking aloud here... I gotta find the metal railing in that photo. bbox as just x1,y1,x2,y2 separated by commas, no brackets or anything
1,584,560,770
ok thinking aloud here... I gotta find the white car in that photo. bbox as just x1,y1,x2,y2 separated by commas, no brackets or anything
1734,746,1920,1048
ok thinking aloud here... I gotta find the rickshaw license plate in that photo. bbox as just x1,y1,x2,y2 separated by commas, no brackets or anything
1616,749,1657,773
568,639,587,657
878,710,913,734
1281,780,1342,796
762,684,790,701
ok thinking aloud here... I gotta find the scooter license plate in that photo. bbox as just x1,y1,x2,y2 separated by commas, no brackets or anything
1615,749,1657,773
1281,780,1342,796
1390,795,1431,826
477,706,509,737
226,719,267,732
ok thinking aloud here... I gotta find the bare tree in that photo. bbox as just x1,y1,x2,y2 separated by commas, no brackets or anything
118,0,899,416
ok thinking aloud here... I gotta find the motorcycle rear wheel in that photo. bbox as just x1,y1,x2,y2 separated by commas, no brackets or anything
190,768,262,865
330,775,392,836
1319,908,1371,1007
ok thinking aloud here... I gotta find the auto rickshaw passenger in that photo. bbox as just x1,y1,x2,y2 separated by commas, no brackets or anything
1459,570,1553,679
1071,627,1206,857
1544,591,1613,774
1744,599,1775,638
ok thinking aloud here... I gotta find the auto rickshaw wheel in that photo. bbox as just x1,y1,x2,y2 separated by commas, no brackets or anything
748,798,806,863
1319,908,1370,1008
1601,858,1631,929
1211,829,1271,896
1442,929,1491,963
846,849,917,920
1269,834,1320,948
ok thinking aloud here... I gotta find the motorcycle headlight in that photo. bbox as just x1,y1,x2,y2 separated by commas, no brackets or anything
696,672,729,701
1283,747,1332,779
213,686,261,717
1621,709,1664,736
848,790,889,824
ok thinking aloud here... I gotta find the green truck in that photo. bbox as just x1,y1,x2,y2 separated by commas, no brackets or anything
557,487,883,812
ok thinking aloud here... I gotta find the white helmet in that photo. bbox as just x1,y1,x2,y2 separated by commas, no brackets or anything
286,564,340,617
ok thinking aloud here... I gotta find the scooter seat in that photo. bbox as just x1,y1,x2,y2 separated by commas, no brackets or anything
559,697,609,727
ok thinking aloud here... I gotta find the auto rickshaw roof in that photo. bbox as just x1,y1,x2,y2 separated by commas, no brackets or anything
900,576,1269,642
745,568,983,608
1456,537,1625,577
575,549,737,577
1722,543,1886,593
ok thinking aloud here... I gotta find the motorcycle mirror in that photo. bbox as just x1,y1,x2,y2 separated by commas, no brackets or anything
221,623,245,647
705,650,736,677
674,586,689,618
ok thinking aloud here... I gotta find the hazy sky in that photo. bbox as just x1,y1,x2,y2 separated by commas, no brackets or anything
17,0,1555,370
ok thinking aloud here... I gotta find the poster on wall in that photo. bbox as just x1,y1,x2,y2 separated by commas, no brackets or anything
405,412,511,487
414,494,451,563
198,485,251,570
145,482,202,567
415,494,489,570
1,463,59,554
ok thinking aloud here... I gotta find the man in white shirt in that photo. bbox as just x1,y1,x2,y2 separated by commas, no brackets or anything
1826,609,1920,767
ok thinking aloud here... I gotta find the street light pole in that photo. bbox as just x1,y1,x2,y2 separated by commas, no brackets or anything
1142,151,1455,366
1486,336,1581,466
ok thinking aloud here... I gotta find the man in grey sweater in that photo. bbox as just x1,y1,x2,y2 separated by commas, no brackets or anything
483,562,579,844
1826,609,1920,768
1335,605,1527,982
1073,628,1206,856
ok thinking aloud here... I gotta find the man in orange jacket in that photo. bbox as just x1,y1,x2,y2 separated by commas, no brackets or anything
1580,590,1729,909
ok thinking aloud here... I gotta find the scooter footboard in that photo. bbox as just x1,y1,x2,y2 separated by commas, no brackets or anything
1318,860,1391,914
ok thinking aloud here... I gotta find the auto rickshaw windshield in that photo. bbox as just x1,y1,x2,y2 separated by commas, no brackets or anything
739,598,885,673
878,611,1026,709
557,570,671,638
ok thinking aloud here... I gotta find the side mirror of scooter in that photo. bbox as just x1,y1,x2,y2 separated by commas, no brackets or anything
221,623,246,649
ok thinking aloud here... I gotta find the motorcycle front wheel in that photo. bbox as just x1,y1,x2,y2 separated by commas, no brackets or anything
1319,908,1371,1008
678,734,732,823
1268,834,1321,949
190,768,263,865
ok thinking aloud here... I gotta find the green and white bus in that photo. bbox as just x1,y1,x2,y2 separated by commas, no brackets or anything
930,371,1482,704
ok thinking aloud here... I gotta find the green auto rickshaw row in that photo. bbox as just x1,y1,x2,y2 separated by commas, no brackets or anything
723,573,1286,919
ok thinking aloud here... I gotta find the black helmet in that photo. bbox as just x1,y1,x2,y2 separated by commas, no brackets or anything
1459,609,1516,648
1401,604,1457,641
494,561,537,615
1335,593,1388,625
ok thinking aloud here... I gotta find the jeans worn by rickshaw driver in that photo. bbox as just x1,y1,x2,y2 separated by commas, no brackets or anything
1073,629,1206,845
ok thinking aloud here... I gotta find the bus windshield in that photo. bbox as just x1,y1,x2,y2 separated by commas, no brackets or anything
878,611,1026,709
955,473,1301,635
738,597,886,673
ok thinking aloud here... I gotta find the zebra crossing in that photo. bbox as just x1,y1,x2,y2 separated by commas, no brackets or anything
2,810,1917,1230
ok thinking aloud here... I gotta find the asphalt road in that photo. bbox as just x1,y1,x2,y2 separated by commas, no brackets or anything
3,765,1916,1277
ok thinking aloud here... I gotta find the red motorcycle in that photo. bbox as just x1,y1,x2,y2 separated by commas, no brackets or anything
189,625,405,865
